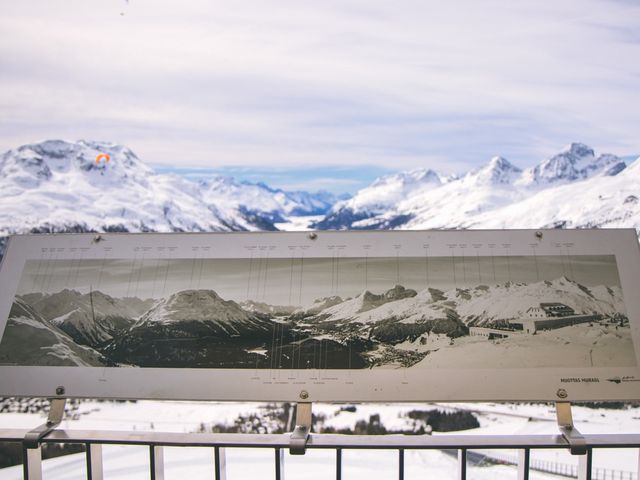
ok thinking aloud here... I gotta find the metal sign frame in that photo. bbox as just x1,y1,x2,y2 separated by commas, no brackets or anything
0,229,639,402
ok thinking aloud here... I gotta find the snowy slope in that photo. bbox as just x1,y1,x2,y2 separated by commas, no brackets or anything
460,156,640,230
199,177,340,223
26,289,153,347
0,140,341,248
314,168,447,229
104,289,275,367
313,285,420,323
451,277,624,324
239,300,297,316
293,296,345,317
315,143,638,231
134,289,268,333
305,277,624,329
516,142,626,187
0,298,108,366
0,140,250,236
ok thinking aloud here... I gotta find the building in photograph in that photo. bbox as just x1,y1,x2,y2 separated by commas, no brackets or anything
470,303,601,338
511,303,600,334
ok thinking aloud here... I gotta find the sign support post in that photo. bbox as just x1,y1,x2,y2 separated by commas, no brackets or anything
556,401,587,455
290,402,312,455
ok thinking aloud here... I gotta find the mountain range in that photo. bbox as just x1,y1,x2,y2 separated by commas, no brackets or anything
0,274,627,369
315,143,639,230
0,140,638,263
0,139,343,250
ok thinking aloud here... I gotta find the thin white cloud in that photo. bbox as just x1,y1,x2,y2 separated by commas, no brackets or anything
0,0,639,172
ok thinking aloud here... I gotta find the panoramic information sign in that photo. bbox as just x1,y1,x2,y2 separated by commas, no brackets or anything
0,229,639,402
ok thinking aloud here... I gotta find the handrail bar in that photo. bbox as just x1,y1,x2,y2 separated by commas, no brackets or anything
1,428,639,449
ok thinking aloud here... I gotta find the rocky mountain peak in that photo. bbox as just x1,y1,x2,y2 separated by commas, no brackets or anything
384,284,418,300
468,156,522,185
136,289,259,327
565,142,595,158
0,139,153,190
371,168,441,189
517,142,625,187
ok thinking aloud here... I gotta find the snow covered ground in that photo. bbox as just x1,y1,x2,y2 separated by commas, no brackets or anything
412,324,635,369
274,215,324,231
1,400,638,479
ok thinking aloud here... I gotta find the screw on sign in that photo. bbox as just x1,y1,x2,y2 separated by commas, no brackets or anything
95,153,111,165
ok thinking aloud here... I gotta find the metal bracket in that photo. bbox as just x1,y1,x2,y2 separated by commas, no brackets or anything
289,402,312,455
24,398,66,449
556,401,587,455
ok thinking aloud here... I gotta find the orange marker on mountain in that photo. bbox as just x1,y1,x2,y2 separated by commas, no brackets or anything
95,153,111,164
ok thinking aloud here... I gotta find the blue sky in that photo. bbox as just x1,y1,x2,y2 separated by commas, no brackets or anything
0,0,639,194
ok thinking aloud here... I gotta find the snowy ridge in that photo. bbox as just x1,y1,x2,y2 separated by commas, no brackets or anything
137,290,254,326
199,177,339,225
304,276,624,328
516,143,626,187
132,289,272,336
0,139,342,244
1,139,638,251
0,298,108,366
293,296,345,317
315,143,638,231
25,289,153,347
314,285,420,323
452,276,624,324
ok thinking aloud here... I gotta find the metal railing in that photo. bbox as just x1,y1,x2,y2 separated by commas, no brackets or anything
489,451,638,479
1,428,639,480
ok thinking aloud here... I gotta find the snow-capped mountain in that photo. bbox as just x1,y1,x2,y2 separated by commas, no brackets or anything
22,289,153,347
453,276,624,325
314,168,447,229
1,139,638,262
132,289,270,334
0,140,342,253
4,274,628,370
315,143,638,231
300,277,624,338
465,156,640,230
310,285,419,323
0,298,109,367
199,177,341,226
239,300,297,316
292,296,345,318
104,289,276,367
516,143,626,187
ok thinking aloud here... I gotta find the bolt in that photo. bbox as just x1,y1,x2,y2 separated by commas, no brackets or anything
93,234,103,243
299,390,309,400
556,388,568,399
55,386,65,396
307,232,318,241
535,231,543,240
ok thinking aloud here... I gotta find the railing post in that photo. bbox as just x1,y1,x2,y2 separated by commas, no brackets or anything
22,445,42,480
275,447,285,480
577,448,592,480
86,443,103,480
214,446,226,480
336,448,342,480
399,448,405,480
150,445,165,480
458,448,467,480
517,449,530,480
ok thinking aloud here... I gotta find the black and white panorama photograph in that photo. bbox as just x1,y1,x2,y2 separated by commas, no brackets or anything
0,254,634,370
